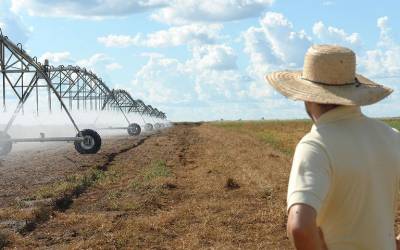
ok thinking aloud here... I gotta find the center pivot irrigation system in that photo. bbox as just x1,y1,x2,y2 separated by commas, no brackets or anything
0,29,168,156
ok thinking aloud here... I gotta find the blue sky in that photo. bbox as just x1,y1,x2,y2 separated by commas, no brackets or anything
0,0,399,121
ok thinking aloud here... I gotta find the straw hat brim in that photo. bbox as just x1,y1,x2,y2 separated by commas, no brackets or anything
265,71,393,106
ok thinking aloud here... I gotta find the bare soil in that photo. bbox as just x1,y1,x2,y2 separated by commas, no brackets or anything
0,123,293,249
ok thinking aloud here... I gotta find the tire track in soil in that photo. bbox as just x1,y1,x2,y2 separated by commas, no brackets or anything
20,134,154,234
16,124,202,248
9,124,292,249
0,133,157,237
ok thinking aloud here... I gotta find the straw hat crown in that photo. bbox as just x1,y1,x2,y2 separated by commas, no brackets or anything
265,44,393,106
303,45,356,85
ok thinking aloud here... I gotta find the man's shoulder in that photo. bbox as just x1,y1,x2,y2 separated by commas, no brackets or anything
299,129,323,144
364,116,400,135
296,131,326,152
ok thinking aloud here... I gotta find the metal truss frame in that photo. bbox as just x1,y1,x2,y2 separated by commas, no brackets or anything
0,31,80,133
0,29,166,130
0,28,167,155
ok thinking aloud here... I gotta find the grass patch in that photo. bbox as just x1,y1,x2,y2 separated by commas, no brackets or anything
214,120,311,156
96,160,174,212
143,160,171,181
129,160,171,191
257,131,293,155
104,190,138,211
97,170,121,187
385,119,400,130
17,168,108,233
214,118,400,156
30,169,105,200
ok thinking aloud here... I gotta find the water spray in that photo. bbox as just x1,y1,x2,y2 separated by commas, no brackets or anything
0,29,168,156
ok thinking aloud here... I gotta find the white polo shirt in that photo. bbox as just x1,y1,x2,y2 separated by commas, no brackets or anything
287,106,400,250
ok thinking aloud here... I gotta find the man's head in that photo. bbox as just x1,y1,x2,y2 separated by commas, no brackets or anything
305,102,341,123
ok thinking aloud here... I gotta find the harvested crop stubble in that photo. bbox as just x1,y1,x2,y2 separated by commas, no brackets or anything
5,119,399,248
5,123,292,248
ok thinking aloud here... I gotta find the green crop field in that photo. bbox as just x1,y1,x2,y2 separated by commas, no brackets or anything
214,118,400,156
385,119,400,131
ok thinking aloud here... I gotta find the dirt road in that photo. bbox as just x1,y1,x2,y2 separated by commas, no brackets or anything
1,123,292,249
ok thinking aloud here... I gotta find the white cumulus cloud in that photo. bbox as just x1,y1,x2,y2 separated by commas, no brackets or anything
98,24,223,48
242,11,312,100
193,70,251,101
39,51,71,64
151,0,274,25
259,12,311,67
183,43,259,102
11,0,168,18
312,21,361,46
131,53,192,104
187,44,237,71
106,62,123,71
131,45,260,105
359,16,400,77
97,34,142,48
76,53,110,71
241,12,370,101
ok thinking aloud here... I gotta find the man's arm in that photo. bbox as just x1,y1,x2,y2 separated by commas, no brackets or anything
287,204,327,250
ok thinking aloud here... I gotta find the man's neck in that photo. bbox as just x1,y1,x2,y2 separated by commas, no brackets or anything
305,102,341,123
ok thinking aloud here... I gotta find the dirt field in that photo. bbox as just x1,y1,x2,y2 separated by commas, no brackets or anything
0,122,296,249
1,120,398,249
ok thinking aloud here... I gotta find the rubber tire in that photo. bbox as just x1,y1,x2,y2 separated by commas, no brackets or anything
74,129,102,154
0,132,12,156
145,123,153,131
127,123,141,136
154,123,161,130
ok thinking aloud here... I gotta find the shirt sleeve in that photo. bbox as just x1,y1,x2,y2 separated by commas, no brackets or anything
287,140,331,214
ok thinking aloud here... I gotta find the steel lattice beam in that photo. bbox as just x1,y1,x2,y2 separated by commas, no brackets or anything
0,29,167,131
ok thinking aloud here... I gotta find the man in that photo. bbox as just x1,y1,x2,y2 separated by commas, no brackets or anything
266,45,400,249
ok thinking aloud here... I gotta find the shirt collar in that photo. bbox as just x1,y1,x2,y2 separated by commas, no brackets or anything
314,106,363,126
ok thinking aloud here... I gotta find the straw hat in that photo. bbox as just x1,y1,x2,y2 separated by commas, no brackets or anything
265,45,393,105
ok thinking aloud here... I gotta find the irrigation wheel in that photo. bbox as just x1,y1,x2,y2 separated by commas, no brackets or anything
154,123,161,130
127,123,141,136
74,129,102,154
144,123,153,131
0,132,12,156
